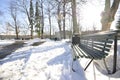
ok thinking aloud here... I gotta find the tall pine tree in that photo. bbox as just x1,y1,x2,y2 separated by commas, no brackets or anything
29,0,34,39
35,0,41,38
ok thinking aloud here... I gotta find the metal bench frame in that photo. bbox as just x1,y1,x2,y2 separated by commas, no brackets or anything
72,30,120,73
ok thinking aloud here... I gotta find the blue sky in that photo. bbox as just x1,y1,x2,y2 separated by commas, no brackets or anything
0,0,10,24
0,0,9,14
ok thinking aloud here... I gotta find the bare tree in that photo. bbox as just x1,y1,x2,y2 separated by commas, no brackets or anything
62,0,66,39
9,1,20,39
62,0,67,39
29,0,34,39
101,0,120,31
38,0,44,39
45,0,55,39
35,0,41,38
54,0,63,39
17,0,34,39
5,22,12,35
62,0,73,38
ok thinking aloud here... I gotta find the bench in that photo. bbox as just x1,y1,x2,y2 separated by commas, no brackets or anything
72,30,120,73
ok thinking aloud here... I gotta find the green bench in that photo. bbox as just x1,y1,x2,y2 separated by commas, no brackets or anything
72,30,119,73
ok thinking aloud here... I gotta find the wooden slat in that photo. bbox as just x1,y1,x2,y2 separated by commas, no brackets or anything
79,44,106,59
73,45,84,57
93,42,112,48
93,45,110,52
74,45,89,58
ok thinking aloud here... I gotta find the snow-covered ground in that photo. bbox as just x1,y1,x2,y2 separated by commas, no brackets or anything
0,40,15,46
0,39,120,80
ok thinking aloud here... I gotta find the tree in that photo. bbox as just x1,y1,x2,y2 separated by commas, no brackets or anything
6,22,14,35
55,0,63,39
48,4,52,39
29,0,34,39
101,0,120,31
9,0,20,39
45,0,56,39
17,0,34,39
63,0,66,39
35,0,41,38
71,0,79,34
38,0,44,39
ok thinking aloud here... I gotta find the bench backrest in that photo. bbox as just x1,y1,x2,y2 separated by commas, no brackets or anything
79,31,117,59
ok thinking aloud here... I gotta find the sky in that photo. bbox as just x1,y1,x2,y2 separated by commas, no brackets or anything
0,0,10,18
0,0,120,34
0,0,10,33
0,0,9,10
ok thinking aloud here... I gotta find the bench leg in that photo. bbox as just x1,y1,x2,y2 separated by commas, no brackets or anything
84,58,94,71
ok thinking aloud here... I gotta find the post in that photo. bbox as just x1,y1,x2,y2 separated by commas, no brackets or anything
112,35,117,73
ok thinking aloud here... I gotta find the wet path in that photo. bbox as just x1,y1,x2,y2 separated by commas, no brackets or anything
0,41,25,59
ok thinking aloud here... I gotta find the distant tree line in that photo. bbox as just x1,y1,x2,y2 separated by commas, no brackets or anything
5,0,120,39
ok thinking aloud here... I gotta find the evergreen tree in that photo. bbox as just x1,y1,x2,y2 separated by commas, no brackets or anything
35,0,41,38
29,0,34,39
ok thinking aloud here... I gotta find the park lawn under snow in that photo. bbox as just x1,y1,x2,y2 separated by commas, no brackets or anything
0,39,86,80
0,40,15,46
0,38,120,80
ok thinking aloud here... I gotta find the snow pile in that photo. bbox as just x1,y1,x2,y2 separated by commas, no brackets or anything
0,39,86,80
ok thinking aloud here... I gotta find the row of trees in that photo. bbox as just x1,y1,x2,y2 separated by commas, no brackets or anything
8,0,44,39
7,0,120,39
8,0,72,39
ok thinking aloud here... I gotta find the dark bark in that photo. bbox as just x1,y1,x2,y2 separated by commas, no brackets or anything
48,10,52,39
63,0,66,39
30,0,34,39
41,0,44,39
57,2,62,39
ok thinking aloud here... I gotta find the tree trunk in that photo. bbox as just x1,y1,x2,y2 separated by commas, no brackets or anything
63,0,66,39
57,3,62,39
101,0,120,31
71,0,79,34
30,0,34,39
41,0,44,39
15,22,19,39
48,10,52,39
30,24,33,39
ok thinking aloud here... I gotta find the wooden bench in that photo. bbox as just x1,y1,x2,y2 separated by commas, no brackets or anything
72,30,119,73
